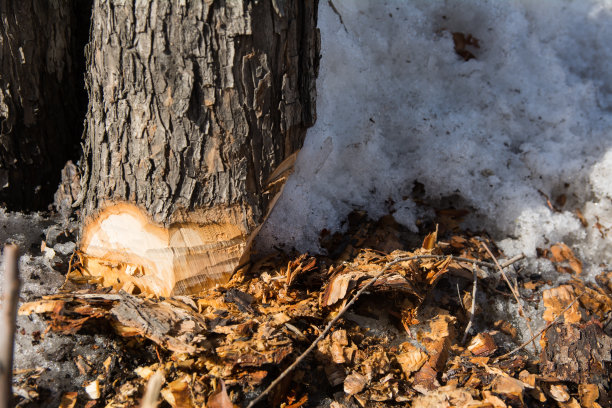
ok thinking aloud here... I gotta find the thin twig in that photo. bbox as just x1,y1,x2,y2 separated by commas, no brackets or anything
499,254,526,269
456,284,464,310
495,295,582,361
462,266,478,344
481,243,537,353
139,370,164,408
246,252,522,407
0,245,20,408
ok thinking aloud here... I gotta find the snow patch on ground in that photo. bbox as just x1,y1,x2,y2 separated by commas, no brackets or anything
0,211,116,405
258,0,612,275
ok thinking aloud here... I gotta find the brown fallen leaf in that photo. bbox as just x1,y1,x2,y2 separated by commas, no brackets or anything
558,398,582,408
18,299,65,315
84,379,100,400
330,329,349,364
481,390,508,407
206,379,234,408
570,278,612,320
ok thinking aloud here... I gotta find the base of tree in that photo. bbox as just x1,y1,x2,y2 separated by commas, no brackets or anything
80,203,250,296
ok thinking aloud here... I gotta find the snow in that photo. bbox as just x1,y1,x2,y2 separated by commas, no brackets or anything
0,211,116,405
258,0,612,276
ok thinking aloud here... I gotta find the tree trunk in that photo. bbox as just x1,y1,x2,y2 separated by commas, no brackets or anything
79,0,319,296
0,0,89,210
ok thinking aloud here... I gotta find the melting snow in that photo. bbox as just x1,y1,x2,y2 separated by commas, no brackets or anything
259,0,612,276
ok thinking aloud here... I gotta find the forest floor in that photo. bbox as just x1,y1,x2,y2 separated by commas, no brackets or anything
2,208,611,408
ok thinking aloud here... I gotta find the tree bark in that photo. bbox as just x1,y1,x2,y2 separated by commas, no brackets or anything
0,0,89,210
79,0,319,296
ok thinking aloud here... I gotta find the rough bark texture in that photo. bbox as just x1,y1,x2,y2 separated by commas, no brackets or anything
0,0,89,210
540,321,612,386
79,0,319,295
81,0,319,226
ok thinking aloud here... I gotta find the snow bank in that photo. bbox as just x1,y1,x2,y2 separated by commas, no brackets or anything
258,0,612,274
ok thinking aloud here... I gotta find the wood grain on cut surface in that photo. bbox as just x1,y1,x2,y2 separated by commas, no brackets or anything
81,203,247,296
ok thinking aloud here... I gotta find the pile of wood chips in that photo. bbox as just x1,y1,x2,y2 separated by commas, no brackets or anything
18,214,612,408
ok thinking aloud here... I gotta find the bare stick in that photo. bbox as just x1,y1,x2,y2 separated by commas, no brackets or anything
481,243,537,353
246,252,523,407
495,295,581,361
462,266,478,344
499,254,526,269
0,245,20,408
140,370,164,408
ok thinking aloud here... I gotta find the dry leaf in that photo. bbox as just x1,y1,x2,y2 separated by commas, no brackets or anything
206,379,234,408
412,363,439,394
481,390,508,407
321,271,361,306
18,299,64,315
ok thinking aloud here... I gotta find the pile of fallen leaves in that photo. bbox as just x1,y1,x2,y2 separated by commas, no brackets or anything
17,214,612,408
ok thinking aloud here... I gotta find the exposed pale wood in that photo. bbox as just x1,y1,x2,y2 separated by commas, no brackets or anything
0,245,19,408
81,203,248,296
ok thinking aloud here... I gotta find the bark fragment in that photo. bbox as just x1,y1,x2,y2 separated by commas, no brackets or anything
540,321,612,386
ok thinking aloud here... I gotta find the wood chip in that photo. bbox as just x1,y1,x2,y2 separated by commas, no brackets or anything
467,333,497,356
542,285,582,324
84,379,100,400
549,243,582,275
396,343,428,377
344,372,367,395
578,384,600,408
548,383,570,402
